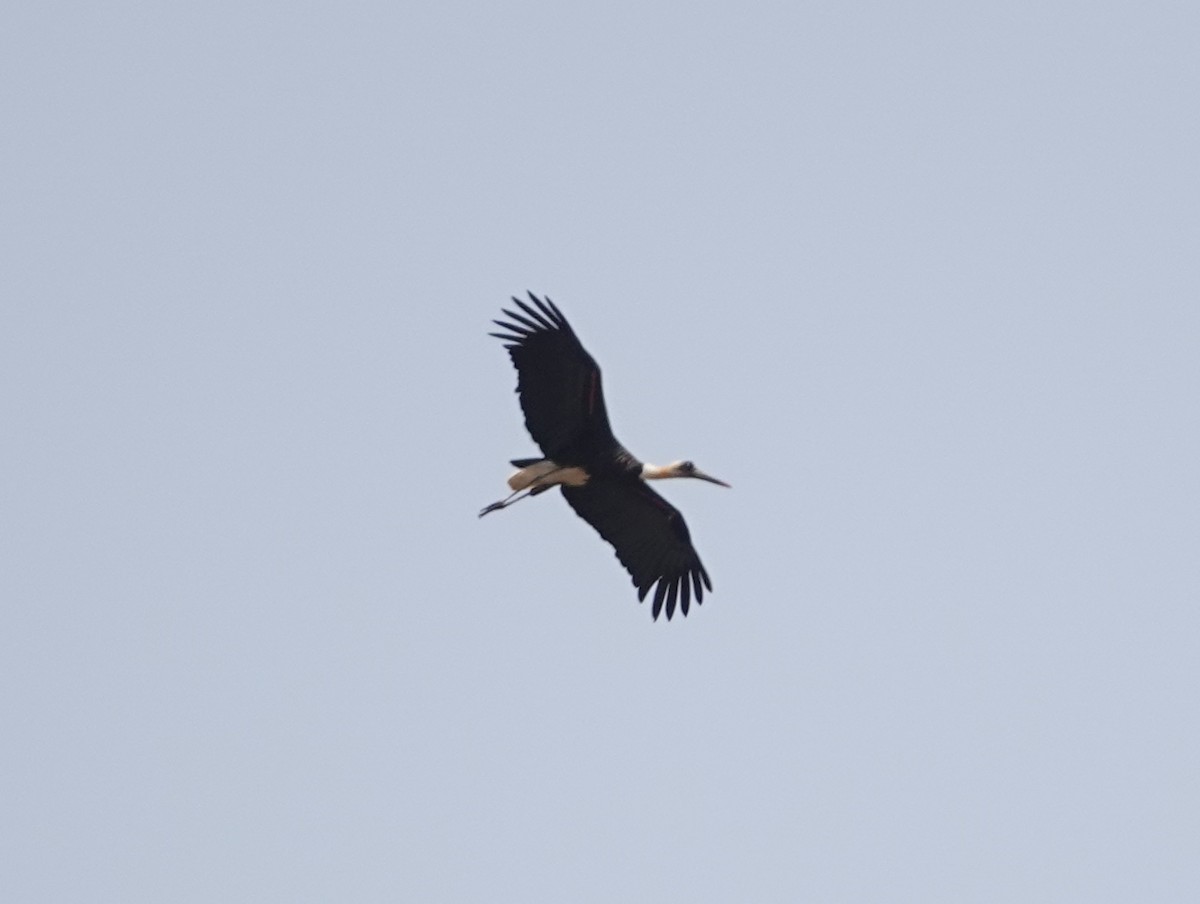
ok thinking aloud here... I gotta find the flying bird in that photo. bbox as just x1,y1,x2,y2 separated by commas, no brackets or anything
480,293,728,620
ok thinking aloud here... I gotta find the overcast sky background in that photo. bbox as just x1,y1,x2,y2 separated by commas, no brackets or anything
3,2,1198,901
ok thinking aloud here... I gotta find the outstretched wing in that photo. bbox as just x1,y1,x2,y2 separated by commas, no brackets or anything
562,480,712,620
490,293,615,458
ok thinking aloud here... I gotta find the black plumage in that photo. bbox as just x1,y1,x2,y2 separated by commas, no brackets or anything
561,480,712,620
486,293,722,620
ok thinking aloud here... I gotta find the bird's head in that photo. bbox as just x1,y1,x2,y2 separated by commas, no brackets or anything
644,460,731,487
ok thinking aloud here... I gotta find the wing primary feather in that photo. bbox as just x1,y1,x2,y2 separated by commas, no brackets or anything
652,581,668,620
541,296,568,328
514,297,555,330
499,309,541,331
492,319,531,335
531,294,564,328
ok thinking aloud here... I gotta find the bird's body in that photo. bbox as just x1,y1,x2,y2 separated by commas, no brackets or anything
481,293,728,620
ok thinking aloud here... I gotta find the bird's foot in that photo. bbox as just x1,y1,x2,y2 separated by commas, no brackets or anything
478,500,506,518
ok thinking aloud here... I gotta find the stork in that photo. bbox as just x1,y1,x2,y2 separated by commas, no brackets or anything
480,293,729,620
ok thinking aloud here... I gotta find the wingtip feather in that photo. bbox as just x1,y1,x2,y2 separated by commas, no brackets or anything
514,297,554,330
652,581,668,620
500,309,541,332
541,296,568,328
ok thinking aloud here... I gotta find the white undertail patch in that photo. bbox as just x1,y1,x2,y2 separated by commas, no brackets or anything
507,460,590,491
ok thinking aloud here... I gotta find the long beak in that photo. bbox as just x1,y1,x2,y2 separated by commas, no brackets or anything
692,469,731,488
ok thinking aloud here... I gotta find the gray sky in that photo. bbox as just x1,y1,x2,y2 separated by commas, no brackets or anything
3,2,1198,901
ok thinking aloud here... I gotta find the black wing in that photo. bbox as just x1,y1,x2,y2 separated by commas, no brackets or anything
562,480,713,621
490,293,615,459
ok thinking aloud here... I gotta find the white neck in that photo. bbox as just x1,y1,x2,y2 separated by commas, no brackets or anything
641,463,673,480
